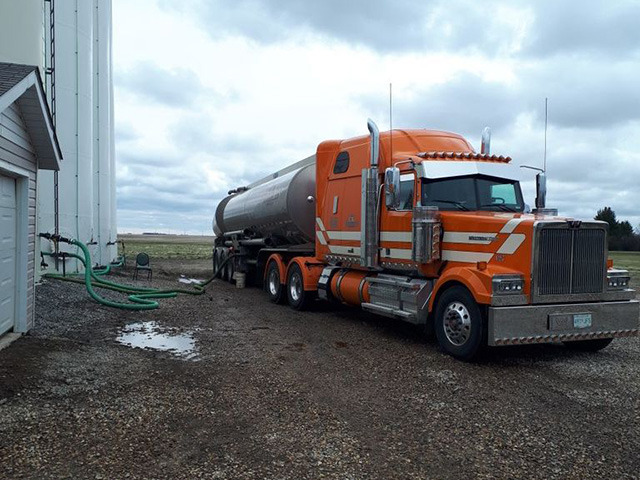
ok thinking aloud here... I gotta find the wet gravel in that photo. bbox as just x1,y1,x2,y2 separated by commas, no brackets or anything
0,261,639,479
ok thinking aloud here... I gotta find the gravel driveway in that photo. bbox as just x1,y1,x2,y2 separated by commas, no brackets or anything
0,262,638,479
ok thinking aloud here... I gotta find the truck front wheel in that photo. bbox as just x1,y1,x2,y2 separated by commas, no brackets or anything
265,260,285,304
435,286,485,361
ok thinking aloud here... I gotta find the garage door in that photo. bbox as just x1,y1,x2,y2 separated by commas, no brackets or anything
0,175,17,336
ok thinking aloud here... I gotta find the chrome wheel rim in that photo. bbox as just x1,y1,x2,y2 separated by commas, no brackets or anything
289,272,302,302
443,301,471,346
268,268,279,296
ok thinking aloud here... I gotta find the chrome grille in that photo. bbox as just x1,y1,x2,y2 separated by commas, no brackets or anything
536,227,606,296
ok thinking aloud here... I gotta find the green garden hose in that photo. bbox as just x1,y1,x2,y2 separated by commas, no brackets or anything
43,237,237,310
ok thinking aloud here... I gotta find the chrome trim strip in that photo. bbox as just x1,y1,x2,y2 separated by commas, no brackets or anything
442,250,493,263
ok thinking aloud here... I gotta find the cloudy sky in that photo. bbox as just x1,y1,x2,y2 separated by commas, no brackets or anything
113,0,640,234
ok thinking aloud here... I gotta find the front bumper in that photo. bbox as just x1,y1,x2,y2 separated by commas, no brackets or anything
488,300,640,346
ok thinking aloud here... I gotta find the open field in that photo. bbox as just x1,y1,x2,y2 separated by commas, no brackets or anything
610,251,640,287
0,256,639,479
118,234,214,261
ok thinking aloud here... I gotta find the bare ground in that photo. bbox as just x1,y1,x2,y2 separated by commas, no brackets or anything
0,260,638,480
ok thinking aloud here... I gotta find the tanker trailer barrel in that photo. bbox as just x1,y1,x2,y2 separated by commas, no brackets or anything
213,156,316,246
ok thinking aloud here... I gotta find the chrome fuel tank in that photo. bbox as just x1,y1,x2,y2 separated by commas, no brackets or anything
213,156,316,244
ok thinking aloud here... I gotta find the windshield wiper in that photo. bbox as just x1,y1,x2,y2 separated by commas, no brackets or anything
429,199,470,211
480,203,518,212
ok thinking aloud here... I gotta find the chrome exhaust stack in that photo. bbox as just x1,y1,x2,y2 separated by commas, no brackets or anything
361,119,380,268
481,127,491,154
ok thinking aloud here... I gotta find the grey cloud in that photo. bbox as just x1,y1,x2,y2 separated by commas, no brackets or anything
523,59,640,128
523,0,640,57
163,0,522,54
358,57,640,143
115,62,213,107
360,74,521,141
117,208,214,234
169,113,309,181
164,0,640,57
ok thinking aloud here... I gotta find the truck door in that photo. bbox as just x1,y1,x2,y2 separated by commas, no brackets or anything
319,150,362,262
379,171,415,266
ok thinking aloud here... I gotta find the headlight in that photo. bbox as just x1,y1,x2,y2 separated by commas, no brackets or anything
608,269,631,290
492,275,525,295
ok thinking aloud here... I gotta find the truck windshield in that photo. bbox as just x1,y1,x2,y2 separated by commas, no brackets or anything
421,175,524,212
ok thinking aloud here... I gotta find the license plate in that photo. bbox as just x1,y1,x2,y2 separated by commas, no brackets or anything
573,313,592,329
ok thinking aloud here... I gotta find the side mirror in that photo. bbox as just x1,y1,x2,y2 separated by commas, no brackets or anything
384,167,401,209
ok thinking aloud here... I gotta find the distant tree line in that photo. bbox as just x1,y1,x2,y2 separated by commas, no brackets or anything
594,207,640,251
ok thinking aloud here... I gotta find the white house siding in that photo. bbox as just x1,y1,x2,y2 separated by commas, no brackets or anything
0,102,38,331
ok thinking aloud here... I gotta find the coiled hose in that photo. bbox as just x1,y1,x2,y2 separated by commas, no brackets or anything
43,237,237,310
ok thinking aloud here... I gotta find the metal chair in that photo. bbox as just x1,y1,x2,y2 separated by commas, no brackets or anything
133,252,152,281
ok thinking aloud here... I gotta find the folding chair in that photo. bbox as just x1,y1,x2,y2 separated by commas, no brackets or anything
133,252,152,281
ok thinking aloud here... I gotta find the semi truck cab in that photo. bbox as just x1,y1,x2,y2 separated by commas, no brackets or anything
213,120,639,360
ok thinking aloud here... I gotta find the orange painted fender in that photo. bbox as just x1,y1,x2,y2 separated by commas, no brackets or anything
429,266,493,311
286,256,324,291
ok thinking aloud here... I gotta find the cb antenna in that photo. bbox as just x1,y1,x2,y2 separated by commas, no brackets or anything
543,97,548,172
389,83,393,163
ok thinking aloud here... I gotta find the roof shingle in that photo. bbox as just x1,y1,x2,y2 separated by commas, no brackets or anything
0,62,37,97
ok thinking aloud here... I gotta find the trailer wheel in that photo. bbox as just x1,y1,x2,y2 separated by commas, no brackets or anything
217,249,227,279
226,253,235,283
563,338,613,352
286,263,313,311
434,286,485,361
265,260,285,304
213,249,221,278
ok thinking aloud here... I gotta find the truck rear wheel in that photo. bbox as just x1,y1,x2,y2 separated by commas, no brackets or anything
563,338,613,352
287,263,313,311
265,260,285,304
435,286,485,361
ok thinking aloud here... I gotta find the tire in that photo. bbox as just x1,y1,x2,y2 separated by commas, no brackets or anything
434,286,485,361
213,249,220,278
286,263,314,311
564,338,613,352
265,260,285,304
218,249,227,279
226,253,235,283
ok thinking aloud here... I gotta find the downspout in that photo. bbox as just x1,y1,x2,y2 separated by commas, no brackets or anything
360,119,380,268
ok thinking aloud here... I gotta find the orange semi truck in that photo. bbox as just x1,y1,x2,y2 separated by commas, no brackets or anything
212,120,639,360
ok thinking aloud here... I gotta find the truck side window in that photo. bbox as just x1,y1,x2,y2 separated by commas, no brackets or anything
395,174,414,211
333,152,349,174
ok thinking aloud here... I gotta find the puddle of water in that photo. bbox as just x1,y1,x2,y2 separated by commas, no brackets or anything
116,321,198,360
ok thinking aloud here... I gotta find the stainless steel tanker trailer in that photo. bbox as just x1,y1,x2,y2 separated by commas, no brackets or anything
212,155,317,284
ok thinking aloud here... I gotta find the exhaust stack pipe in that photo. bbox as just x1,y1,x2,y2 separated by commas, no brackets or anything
368,119,380,167
481,127,491,154
361,119,380,268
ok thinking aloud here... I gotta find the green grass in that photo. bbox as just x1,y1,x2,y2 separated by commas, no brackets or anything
609,251,640,287
118,234,213,260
